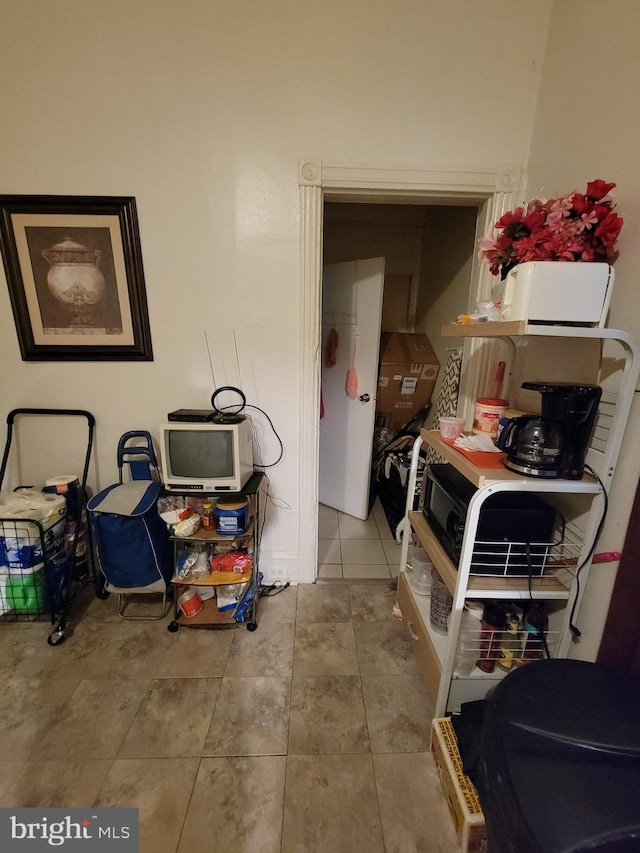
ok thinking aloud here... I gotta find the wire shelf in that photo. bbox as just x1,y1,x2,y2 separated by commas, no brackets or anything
469,519,586,578
453,628,563,676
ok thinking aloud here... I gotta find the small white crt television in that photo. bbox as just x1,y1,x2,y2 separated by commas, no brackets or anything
159,419,254,492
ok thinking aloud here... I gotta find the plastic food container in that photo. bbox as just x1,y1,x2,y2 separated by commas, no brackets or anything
439,416,465,443
215,498,249,535
453,608,482,676
476,300,501,321
408,546,433,595
430,569,453,634
472,398,508,439
217,581,249,612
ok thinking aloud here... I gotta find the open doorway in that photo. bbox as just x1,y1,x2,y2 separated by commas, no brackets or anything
297,160,521,586
317,200,480,581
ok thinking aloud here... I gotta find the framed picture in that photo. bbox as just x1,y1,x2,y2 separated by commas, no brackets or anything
0,195,153,361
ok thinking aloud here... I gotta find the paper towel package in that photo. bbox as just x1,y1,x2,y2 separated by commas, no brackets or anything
0,489,66,574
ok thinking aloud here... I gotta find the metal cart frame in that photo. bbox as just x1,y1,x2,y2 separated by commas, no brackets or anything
0,408,95,645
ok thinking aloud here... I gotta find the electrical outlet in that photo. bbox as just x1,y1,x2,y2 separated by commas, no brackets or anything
271,566,287,581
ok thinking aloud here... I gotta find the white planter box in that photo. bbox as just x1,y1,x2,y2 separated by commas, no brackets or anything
492,262,614,327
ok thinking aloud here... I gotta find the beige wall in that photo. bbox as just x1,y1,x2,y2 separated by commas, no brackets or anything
0,1,552,580
526,0,640,659
323,203,426,338
323,203,426,276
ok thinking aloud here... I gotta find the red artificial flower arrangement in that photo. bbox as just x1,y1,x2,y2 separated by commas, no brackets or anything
479,179,624,280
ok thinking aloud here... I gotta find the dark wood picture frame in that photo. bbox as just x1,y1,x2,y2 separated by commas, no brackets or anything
0,195,153,361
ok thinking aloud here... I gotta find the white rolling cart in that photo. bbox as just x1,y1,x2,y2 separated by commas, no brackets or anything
396,322,639,718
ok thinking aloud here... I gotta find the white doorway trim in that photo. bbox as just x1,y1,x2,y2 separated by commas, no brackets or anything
298,160,522,584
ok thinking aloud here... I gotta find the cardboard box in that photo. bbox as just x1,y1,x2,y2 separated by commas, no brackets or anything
376,332,439,430
430,717,487,853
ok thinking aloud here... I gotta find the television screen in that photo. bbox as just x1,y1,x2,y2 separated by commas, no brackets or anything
168,429,234,479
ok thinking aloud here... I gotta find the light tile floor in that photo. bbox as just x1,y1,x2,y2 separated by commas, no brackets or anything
318,499,404,581
0,582,460,852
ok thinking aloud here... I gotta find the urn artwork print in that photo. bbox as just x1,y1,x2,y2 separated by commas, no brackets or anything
0,195,153,361
41,234,109,329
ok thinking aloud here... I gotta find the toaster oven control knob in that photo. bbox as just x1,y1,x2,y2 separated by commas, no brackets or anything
359,393,371,403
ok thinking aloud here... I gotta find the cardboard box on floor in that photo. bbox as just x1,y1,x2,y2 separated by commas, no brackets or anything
376,332,440,431
431,717,487,853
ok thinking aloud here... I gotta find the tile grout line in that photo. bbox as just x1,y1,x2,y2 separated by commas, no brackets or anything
319,500,396,581
280,603,297,853
352,583,387,850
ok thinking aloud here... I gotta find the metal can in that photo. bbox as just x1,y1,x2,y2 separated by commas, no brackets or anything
215,497,249,535
178,587,203,617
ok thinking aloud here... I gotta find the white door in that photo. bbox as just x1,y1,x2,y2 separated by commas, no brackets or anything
319,258,385,519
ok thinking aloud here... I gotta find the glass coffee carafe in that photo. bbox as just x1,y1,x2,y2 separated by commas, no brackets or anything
496,415,563,477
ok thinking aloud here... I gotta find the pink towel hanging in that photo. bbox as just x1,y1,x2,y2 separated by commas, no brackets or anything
345,333,358,398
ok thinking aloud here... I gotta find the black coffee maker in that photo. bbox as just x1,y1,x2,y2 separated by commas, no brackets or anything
495,381,602,479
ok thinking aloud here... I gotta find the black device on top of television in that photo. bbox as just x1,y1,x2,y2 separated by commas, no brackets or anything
167,409,216,423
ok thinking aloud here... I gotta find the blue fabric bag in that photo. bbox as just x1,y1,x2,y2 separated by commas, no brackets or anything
87,480,172,589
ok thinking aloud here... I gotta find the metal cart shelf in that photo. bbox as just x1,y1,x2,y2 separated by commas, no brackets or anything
167,472,264,633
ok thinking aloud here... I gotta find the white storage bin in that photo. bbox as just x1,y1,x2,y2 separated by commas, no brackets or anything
495,261,613,327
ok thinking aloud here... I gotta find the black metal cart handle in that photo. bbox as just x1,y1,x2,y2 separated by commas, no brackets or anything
0,408,96,492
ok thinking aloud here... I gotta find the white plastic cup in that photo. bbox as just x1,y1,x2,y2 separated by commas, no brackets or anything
439,416,465,444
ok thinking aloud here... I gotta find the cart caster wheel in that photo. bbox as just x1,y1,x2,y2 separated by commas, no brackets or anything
167,621,180,633
247,622,257,632
94,575,110,599
47,628,66,646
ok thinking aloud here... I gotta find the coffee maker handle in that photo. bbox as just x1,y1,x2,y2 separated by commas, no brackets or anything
495,417,521,452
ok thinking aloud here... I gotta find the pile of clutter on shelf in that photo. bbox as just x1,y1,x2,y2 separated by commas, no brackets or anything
158,493,254,616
